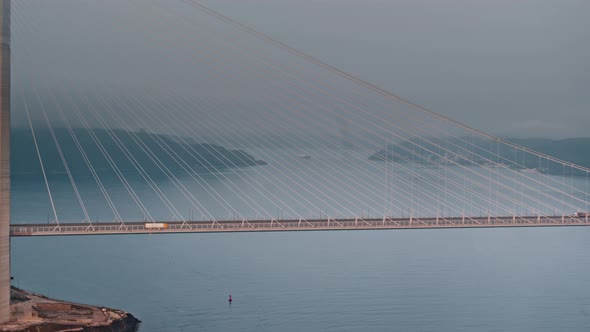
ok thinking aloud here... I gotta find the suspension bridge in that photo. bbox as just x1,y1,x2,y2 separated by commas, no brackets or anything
8,215,590,237
1,0,590,324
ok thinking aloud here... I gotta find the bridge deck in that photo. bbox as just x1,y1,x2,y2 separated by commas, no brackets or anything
9,216,590,236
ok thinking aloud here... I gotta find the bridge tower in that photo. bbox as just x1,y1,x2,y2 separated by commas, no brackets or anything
0,0,9,324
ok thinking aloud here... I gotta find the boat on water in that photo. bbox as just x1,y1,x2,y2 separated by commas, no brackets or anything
299,154,311,160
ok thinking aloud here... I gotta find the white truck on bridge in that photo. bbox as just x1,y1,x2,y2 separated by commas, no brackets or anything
145,223,169,230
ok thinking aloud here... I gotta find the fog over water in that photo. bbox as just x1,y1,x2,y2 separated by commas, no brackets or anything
199,0,590,138
9,0,590,225
11,0,590,138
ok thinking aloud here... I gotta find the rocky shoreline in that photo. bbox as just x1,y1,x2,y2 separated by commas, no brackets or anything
0,287,140,332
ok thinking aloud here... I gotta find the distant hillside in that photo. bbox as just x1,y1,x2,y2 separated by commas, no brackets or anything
11,128,266,179
369,137,590,176
507,138,590,169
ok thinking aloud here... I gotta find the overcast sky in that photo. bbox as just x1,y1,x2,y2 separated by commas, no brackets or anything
11,0,590,139
200,0,590,138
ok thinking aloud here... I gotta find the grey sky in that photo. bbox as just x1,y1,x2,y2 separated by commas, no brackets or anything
200,0,590,138
12,0,590,139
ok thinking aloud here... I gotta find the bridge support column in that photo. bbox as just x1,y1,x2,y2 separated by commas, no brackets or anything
0,0,10,324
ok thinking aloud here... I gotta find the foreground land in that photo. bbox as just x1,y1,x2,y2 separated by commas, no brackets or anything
0,287,139,332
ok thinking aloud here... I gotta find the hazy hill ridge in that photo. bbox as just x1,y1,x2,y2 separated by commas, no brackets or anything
11,128,266,178
369,137,590,176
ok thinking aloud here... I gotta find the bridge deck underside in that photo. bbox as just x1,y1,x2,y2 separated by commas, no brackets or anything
10,216,590,236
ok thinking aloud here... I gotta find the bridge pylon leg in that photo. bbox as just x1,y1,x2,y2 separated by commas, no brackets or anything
0,0,9,324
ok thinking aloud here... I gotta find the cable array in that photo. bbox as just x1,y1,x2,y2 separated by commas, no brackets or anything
8,0,590,224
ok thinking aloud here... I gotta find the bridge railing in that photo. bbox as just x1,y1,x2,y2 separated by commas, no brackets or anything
9,215,590,236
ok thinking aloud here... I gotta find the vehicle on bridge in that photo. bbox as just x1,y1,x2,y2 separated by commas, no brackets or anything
145,223,169,230
573,212,590,218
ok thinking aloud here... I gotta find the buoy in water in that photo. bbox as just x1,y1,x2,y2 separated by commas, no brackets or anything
228,295,232,302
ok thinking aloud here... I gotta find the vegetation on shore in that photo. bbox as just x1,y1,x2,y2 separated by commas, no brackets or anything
369,137,590,176
11,128,266,179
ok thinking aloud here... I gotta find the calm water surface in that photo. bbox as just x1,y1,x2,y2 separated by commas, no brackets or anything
11,227,590,331
9,148,590,331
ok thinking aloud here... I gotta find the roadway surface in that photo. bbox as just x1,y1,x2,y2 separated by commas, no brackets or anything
9,215,590,236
